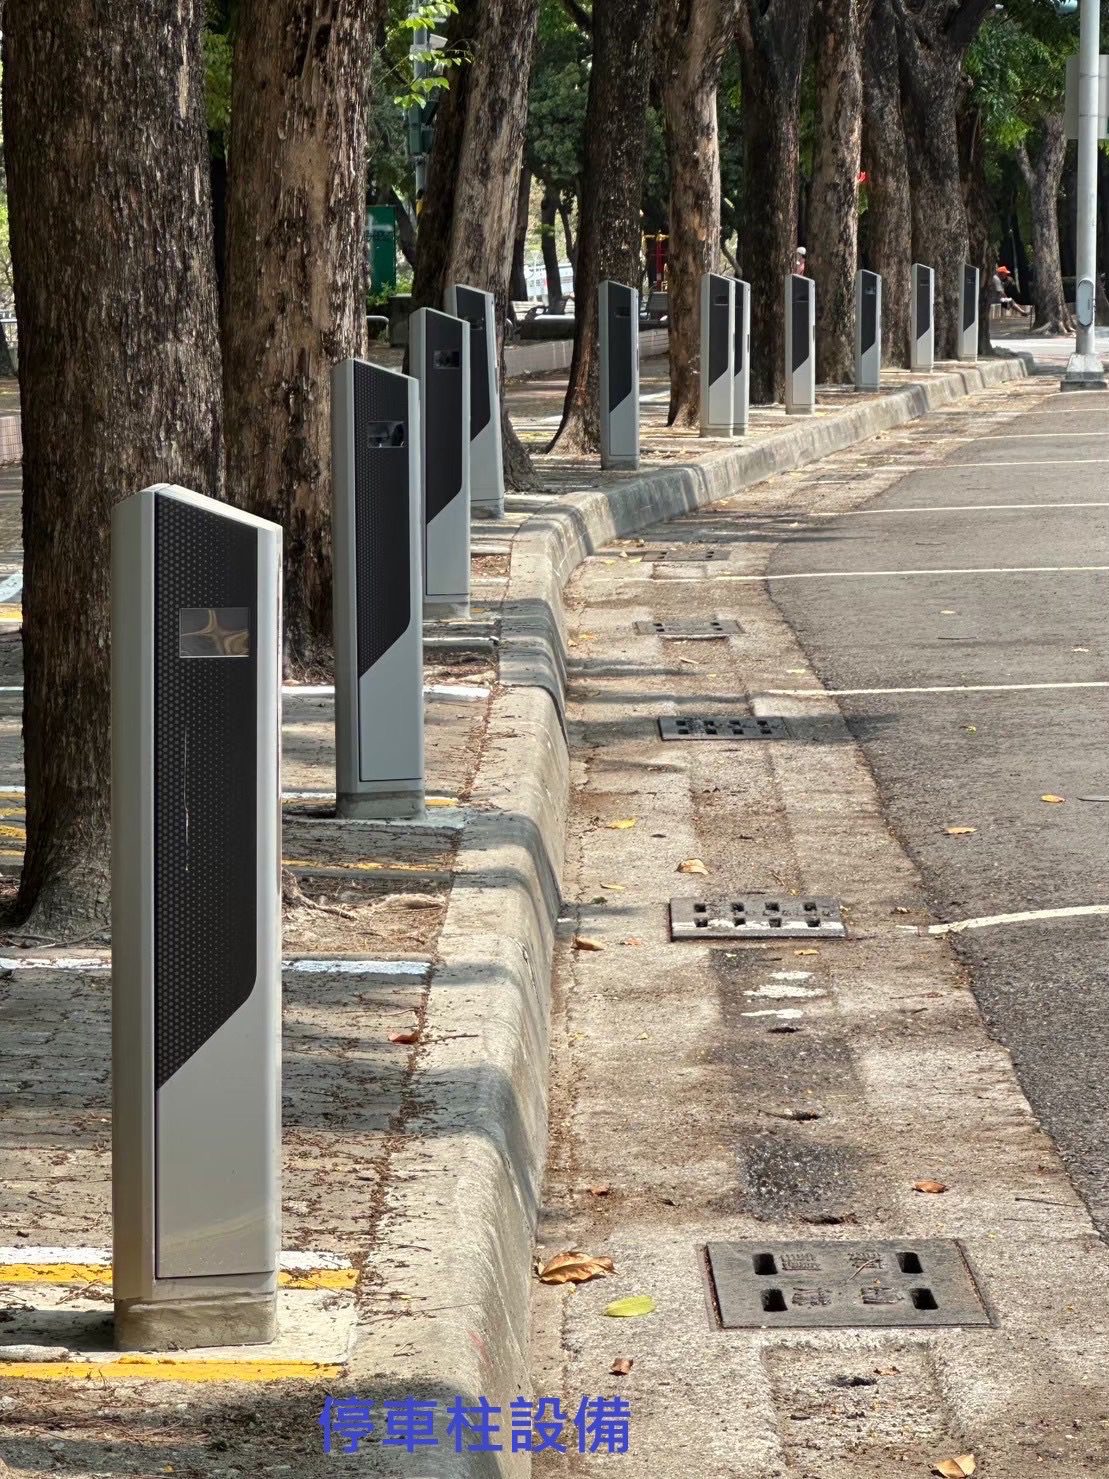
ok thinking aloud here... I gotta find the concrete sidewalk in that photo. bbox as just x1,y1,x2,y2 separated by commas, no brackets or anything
0,354,1032,1476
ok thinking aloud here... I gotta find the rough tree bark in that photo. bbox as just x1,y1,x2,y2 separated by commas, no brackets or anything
808,0,863,383
958,100,994,355
224,0,378,668
737,0,816,403
862,0,911,365
551,0,657,453
894,0,992,359
657,0,742,425
3,0,223,934
412,0,542,489
1017,114,1074,334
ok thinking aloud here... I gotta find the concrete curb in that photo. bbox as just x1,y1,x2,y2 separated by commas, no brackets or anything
353,356,1026,1475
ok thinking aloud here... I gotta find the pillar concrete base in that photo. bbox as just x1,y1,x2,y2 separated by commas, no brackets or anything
1060,350,1108,391
424,597,471,620
114,1290,277,1352
337,785,424,821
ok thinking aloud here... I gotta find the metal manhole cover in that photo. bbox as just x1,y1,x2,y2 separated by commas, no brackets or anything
659,716,788,741
670,896,844,939
635,619,742,639
705,1239,990,1329
634,546,728,562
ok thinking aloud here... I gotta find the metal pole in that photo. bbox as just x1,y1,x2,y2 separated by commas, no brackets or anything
1063,0,1107,387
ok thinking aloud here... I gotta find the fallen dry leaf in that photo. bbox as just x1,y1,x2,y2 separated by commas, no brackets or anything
537,1250,616,1286
932,1456,975,1478
607,818,637,830
603,1295,655,1318
913,1179,948,1195
600,882,626,892
945,826,977,836
795,948,819,957
621,937,644,947
389,1030,419,1045
587,1184,611,1197
574,936,606,952
964,725,977,734
677,858,709,875
610,1357,634,1376
1041,794,1065,804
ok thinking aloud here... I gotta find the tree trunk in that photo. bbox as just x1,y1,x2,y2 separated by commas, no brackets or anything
412,0,542,489
511,166,532,301
896,0,991,359
808,0,863,383
1017,115,1074,334
551,0,657,454
862,0,911,365
223,0,377,668
657,0,741,426
737,0,814,403
540,187,564,303
0,323,15,379
957,101,993,354
558,196,577,271
3,0,223,934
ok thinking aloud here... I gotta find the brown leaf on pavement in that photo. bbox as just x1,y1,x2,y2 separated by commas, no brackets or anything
607,818,637,830
913,1179,948,1195
610,1357,634,1376
621,937,644,947
574,936,606,952
932,1457,975,1477
389,1030,419,1045
587,1184,611,1197
677,858,709,875
537,1250,616,1285
945,826,977,836
1041,794,1065,804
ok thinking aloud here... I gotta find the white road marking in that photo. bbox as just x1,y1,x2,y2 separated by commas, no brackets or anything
927,905,1109,936
763,680,1109,698
0,572,23,603
946,457,1109,468
712,565,1109,584
982,429,1109,439
284,683,490,701
740,1007,805,1019
0,1246,352,1271
0,955,432,975
826,501,1109,517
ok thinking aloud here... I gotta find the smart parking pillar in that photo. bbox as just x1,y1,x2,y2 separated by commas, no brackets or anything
785,273,816,415
911,263,935,373
332,359,424,820
599,279,640,469
111,484,282,1351
411,307,471,619
699,273,735,437
732,278,751,434
445,284,504,517
854,270,882,391
958,264,980,362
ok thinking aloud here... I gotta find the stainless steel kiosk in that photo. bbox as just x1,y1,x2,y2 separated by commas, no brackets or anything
732,278,752,433
911,263,935,373
411,306,471,618
111,484,282,1351
445,283,504,517
332,358,424,820
599,279,640,469
699,273,735,437
785,273,816,414
958,263,980,363
855,269,882,391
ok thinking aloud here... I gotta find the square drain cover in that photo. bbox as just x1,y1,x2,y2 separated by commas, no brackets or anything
635,619,742,639
670,895,844,939
636,546,727,562
706,1239,990,1329
659,716,788,741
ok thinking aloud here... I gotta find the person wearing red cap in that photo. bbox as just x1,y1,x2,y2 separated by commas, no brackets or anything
990,263,1031,317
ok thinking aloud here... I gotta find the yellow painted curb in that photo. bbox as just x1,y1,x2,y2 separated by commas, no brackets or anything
0,1263,357,1292
0,1358,343,1383
283,857,435,876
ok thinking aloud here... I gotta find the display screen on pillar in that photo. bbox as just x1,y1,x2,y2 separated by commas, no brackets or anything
855,270,882,392
785,274,815,415
911,264,935,372
732,279,751,435
111,484,282,1352
699,273,735,437
332,358,424,822
599,279,640,469
412,307,471,617
445,284,503,517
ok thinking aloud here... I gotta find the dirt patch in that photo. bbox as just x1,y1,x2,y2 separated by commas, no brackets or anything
282,874,447,957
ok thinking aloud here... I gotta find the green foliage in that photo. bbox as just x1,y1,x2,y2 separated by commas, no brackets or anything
525,0,589,190
966,6,1076,149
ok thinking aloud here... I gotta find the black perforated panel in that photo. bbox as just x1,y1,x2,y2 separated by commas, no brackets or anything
962,265,977,332
733,281,747,371
860,272,878,353
353,361,411,678
606,282,634,410
453,286,492,438
915,268,932,335
707,277,730,385
422,312,465,522
791,276,811,372
154,496,257,1089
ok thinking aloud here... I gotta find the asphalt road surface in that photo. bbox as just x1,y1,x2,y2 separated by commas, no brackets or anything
770,388,1109,1232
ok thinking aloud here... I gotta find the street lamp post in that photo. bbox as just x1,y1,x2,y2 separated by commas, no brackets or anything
1062,0,1107,388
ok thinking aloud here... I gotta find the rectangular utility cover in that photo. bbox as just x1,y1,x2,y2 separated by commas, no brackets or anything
670,896,844,939
658,716,786,740
637,546,728,563
706,1239,990,1329
635,619,742,639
